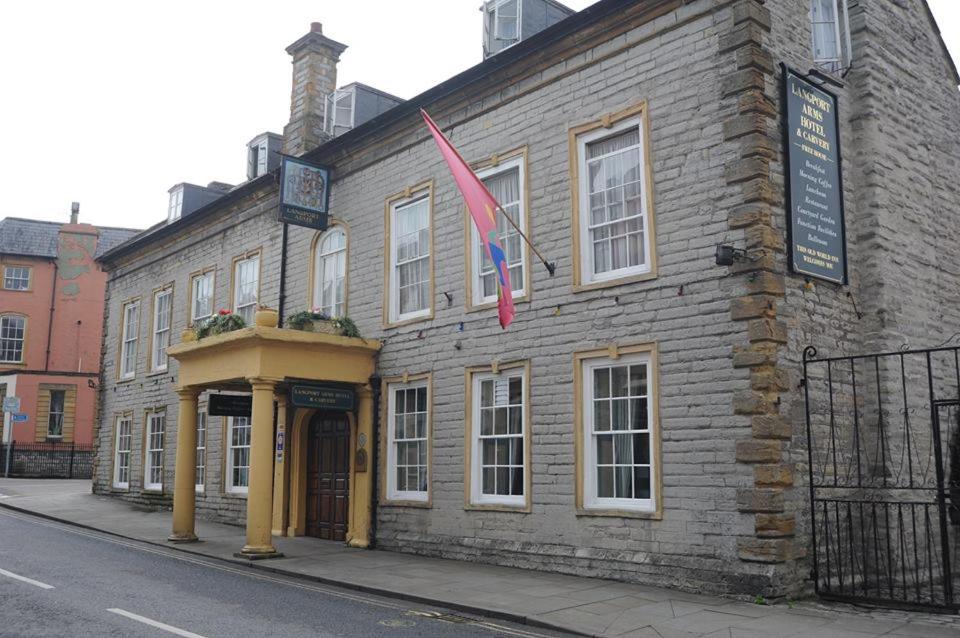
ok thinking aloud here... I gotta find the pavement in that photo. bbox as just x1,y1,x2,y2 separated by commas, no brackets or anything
2,478,960,638
0,506,561,638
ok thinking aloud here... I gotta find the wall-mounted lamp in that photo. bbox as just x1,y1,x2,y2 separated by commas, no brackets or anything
715,244,750,267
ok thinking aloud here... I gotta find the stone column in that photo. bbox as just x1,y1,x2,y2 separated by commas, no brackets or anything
169,388,200,543
271,395,290,536
240,378,282,558
347,384,374,549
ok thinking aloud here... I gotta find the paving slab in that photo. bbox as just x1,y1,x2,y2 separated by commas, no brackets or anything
3,478,960,638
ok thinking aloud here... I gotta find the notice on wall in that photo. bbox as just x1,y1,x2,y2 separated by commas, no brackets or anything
783,66,847,285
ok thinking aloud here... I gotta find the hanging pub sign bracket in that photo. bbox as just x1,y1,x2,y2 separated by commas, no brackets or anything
781,64,848,285
279,155,332,231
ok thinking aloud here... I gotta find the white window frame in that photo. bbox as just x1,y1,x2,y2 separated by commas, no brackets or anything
489,0,521,44
168,187,184,223
233,255,260,327
226,416,251,495
195,407,207,492
472,156,527,306
119,301,140,380
810,0,851,73
313,226,347,318
576,117,652,286
581,352,656,513
0,314,26,364
388,193,432,324
3,266,30,291
151,288,172,373
324,88,355,136
144,411,165,492
385,380,430,503
470,368,527,508
113,415,132,489
190,271,214,325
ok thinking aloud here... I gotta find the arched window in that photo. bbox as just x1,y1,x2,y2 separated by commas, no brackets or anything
313,226,347,317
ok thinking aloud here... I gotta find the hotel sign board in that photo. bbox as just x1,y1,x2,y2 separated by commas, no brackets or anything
782,66,847,285
290,384,355,412
279,156,332,231
208,394,252,418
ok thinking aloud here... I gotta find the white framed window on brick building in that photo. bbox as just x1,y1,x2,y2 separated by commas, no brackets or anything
470,153,528,308
196,406,207,492
810,0,852,73
143,411,165,492
150,286,173,373
571,104,657,291
226,416,251,495
190,270,215,326
113,414,132,489
575,344,661,517
119,300,140,380
3,265,31,291
312,225,347,318
232,252,260,327
385,184,433,326
383,377,431,504
0,314,26,364
467,363,530,510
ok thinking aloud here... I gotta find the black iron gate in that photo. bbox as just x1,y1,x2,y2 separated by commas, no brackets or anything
803,345,960,611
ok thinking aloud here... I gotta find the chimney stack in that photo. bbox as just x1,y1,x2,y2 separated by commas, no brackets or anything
70,202,79,224
282,22,347,156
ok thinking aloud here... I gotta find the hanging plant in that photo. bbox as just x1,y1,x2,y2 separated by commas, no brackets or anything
286,309,361,339
195,309,246,339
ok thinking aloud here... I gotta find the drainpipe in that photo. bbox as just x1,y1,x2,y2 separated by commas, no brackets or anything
278,222,289,326
44,261,58,371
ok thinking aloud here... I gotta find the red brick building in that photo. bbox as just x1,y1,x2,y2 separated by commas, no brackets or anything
0,209,138,447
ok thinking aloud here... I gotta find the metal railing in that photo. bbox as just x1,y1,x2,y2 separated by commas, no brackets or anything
0,442,94,479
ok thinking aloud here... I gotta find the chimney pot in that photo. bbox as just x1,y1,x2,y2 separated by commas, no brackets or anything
311,22,322,33
70,201,79,224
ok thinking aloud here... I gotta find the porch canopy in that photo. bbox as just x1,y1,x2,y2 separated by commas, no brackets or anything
166,318,380,557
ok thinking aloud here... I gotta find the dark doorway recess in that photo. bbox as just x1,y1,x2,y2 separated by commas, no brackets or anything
306,412,350,541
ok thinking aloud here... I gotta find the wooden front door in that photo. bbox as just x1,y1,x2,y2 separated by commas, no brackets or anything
305,412,351,541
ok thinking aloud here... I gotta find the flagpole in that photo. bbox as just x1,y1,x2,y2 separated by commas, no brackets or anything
493,202,556,276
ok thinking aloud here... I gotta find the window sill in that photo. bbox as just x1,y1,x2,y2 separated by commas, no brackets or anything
141,488,165,496
380,497,431,509
110,485,130,493
222,491,248,499
574,269,657,293
465,502,530,514
146,370,170,378
0,361,26,368
575,506,661,521
466,294,529,314
383,312,434,330
115,377,138,385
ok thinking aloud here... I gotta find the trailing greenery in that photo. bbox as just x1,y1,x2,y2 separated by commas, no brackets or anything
331,316,361,339
285,310,330,330
195,311,246,339
285,310,361,338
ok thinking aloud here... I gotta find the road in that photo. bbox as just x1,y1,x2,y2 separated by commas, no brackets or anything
0,508,568,638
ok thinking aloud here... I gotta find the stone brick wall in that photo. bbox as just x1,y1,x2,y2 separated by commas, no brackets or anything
91,0,960,599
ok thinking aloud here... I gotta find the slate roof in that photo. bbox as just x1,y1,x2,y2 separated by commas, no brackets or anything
0,217,142,259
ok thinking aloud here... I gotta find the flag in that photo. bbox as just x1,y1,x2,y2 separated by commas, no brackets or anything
420,109,515,329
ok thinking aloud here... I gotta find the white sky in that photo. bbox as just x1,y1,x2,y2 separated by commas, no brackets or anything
0,0,957,230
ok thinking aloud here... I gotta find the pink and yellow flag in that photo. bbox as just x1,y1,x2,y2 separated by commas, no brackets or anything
421,109,515,329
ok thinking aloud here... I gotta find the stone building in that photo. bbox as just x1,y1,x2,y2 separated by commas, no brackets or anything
92,0,960,602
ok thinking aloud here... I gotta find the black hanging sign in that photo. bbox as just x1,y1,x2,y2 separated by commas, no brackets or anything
289,384,355,412
782,65,848,285
279,156,332,231
208,394,252,418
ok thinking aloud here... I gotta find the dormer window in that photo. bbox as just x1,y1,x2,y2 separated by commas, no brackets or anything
167,186,184,223
810,0,852,74
484,0,521,53
325,88,355,136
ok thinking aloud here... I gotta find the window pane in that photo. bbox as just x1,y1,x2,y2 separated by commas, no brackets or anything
597,467,614,498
